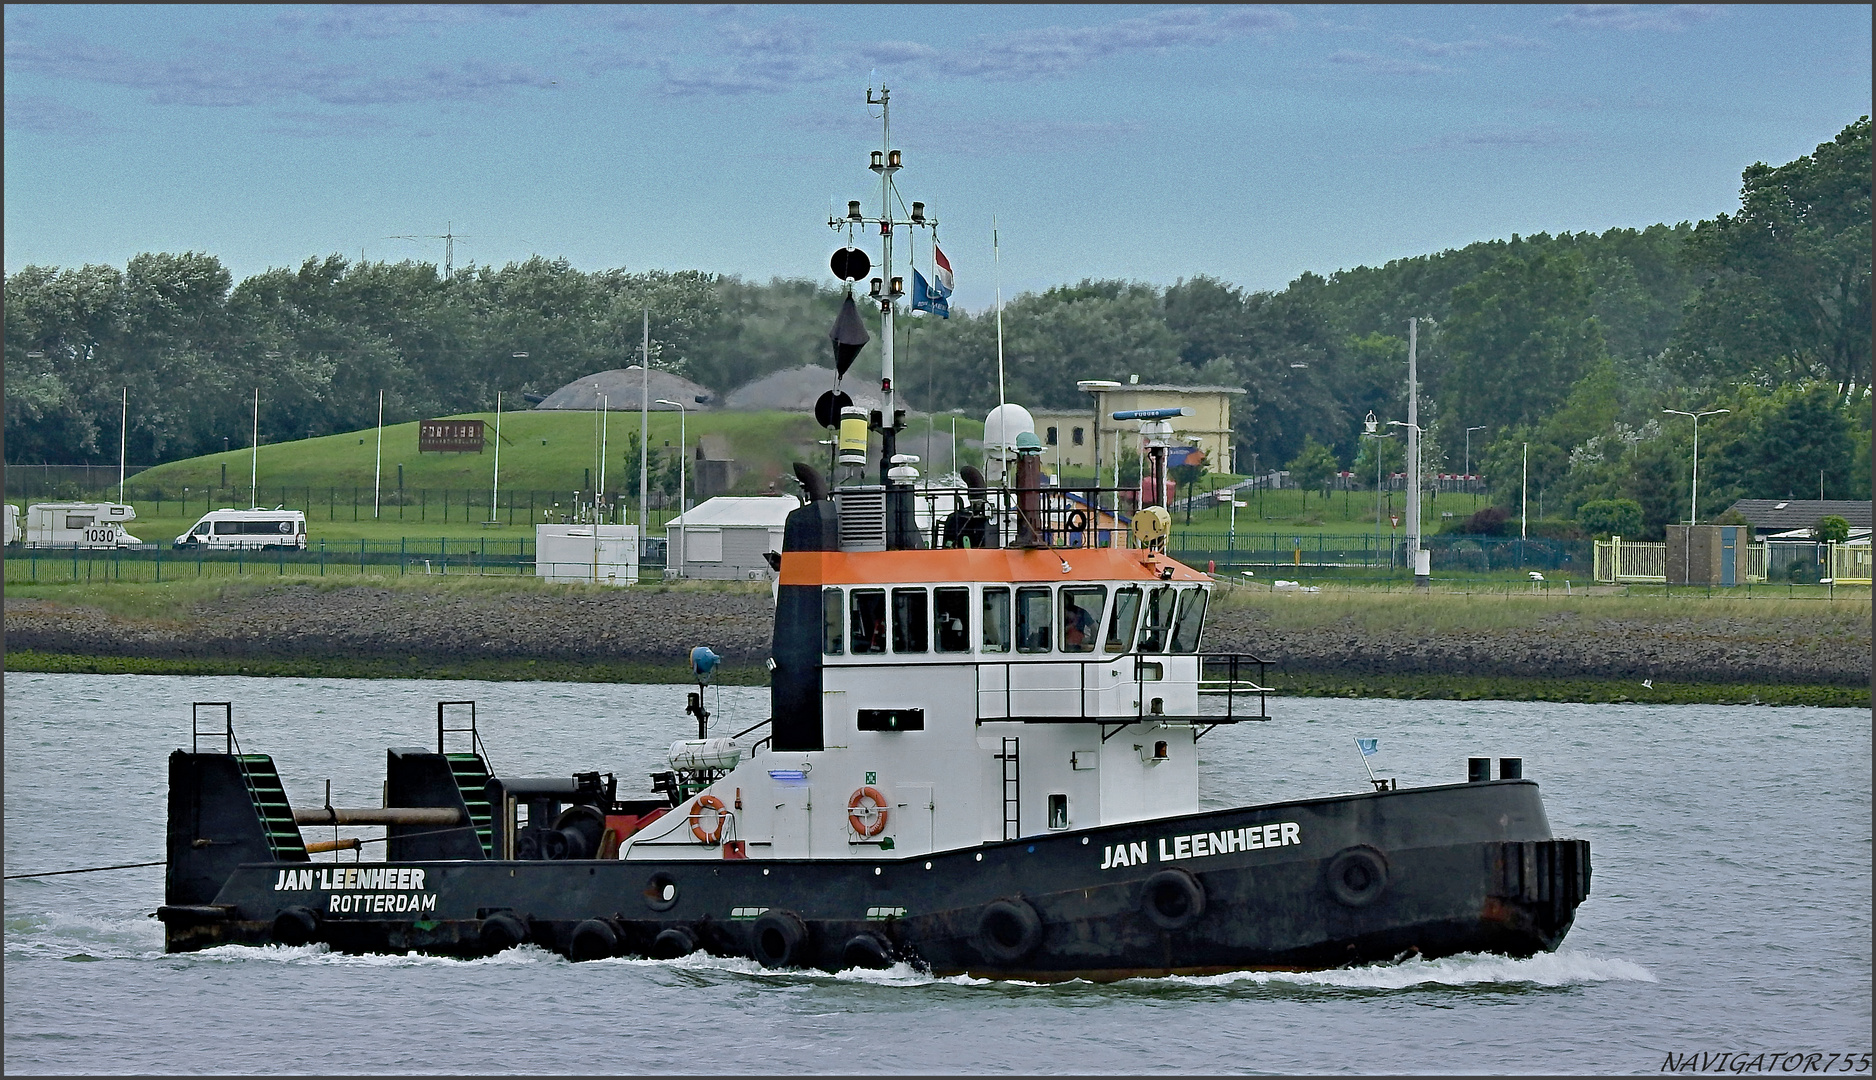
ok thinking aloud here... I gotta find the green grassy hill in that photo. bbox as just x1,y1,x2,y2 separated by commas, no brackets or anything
111,409,987,544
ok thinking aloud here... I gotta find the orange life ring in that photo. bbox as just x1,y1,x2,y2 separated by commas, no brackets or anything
847,786,889,838
690,794,727,846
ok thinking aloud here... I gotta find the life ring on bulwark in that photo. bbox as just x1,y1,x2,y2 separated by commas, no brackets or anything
847,786,889,838
690,794,727,846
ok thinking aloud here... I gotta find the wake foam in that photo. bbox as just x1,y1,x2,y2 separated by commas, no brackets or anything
1145,950,1658,990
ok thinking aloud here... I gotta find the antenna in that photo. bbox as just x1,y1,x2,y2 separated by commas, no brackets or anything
386,221,470,275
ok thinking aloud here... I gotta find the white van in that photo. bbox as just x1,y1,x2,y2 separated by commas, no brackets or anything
24,502,141,548
175,508,307,550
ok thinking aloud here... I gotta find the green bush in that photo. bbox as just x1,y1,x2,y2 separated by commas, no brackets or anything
1577,498,1643,538
1813,515,1851,543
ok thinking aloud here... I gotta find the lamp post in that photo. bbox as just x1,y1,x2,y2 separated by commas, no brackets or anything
1362,412,1395,568
1464,425,1486,479
1662,408,1729,524
656,398,688,580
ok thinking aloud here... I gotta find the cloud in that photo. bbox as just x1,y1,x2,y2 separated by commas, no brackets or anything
1327,50,1447,76
274,5,544,41
1532,89,1665,112
3,34,555,109
2,93,113,138
1394,33,1543,56
657,6,1297,95
1409,124,1587,151
1549,5,1720,32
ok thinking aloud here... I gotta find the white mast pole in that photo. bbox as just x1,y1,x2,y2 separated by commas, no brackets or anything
489,391,502,525
251,387,259,507
994,217,1005,408
1406,317,1420,558
118,386,127,503
879,88,896,440
639,309,650,542
374,389,384,518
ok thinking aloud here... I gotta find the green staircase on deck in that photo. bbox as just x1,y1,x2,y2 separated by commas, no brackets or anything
444,753,495,858
236,754,308,860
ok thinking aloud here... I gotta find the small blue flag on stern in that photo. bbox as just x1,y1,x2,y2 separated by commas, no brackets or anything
1355,738,1379,757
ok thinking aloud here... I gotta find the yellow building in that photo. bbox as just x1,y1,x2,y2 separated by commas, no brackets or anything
1031,384,1245,476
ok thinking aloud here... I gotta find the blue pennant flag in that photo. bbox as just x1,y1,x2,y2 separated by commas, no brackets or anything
1355,738,1379,757
910,267,950,318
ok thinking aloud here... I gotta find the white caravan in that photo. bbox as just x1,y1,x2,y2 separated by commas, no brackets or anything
4,504,19,546
174,508,307,550
23,502,141,548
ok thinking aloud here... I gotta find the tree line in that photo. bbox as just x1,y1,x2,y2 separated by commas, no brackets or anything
6,118,1867,539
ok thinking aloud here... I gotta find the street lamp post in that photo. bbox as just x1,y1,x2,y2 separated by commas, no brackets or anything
656,398,688,580
1362,412,1396,570
1464,425,1487,511
1662,408,1730,525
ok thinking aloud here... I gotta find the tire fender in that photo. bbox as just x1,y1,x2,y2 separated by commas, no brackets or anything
750,909,810,969
1141,867,1207,931
974,897,1043,963
1325,845,1390,908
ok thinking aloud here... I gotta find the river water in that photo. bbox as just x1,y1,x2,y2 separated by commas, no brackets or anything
3,673,1869,1075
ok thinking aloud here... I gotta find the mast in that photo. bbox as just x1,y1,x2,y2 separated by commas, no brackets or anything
830,84,939,546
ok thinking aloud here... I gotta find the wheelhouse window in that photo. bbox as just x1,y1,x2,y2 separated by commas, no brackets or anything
1170,588,1208,653
1060,586,1106,653
981,587,1011,653
1016,586,1054,653
850,589,886,655
821,588,844,655
1105,586,1142,653
935,587,971,653
1137,585,1177,653
891,588,929,653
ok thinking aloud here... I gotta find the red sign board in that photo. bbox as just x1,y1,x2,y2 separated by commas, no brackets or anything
419,419,485,454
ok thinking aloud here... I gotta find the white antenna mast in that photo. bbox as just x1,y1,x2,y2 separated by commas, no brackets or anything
994,217,1005,407
118,387,127,503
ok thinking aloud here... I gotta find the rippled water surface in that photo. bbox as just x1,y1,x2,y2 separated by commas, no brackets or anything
4,673,1869,1075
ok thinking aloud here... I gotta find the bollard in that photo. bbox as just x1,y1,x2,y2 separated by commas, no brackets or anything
1498,757,1523,780
1467,757,1491,783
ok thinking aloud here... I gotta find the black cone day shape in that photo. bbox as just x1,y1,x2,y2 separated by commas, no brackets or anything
830,294,870,378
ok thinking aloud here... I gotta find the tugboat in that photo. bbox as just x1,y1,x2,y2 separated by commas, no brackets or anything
158,87,1590,979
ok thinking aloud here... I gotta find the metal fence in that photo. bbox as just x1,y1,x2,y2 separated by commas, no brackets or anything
1171,533,1587,573
3,537,669,585
2,482,669,528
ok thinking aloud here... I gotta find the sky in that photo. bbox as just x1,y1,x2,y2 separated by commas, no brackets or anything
4,4,1870,314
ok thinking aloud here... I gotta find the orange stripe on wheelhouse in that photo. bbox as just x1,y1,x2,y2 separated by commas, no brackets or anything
778,547,1208,587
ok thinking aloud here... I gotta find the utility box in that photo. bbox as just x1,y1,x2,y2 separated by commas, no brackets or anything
1666,524,1742,586
535,524,639,586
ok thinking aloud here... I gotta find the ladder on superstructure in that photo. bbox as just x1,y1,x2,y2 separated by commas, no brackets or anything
997,737,1020,841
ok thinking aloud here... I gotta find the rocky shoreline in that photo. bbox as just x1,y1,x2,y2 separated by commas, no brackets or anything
5,582,1868,689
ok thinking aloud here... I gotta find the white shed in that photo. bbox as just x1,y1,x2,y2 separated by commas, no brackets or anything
535,524,640,586
665,496,800,580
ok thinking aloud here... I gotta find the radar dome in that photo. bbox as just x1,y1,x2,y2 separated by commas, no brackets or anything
982,404,1036,464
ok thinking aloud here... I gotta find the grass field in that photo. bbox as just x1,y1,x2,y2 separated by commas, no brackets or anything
19,408,989,545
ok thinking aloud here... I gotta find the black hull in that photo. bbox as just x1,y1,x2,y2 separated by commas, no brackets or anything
161,780,1590,980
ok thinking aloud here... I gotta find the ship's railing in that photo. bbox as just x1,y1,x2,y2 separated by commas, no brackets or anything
901,483,1151,550
976,652,1268,738
819,652,1268,737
